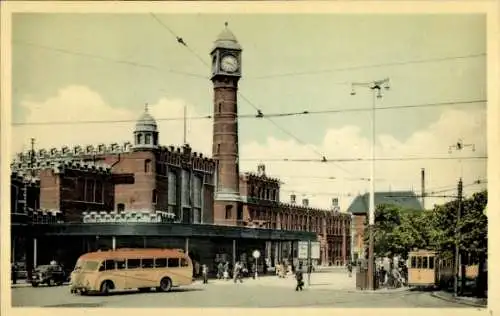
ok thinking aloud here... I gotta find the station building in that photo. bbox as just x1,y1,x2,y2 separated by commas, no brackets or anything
10,23,350,278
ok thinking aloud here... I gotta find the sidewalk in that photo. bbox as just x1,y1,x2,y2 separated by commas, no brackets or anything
431,291,487,308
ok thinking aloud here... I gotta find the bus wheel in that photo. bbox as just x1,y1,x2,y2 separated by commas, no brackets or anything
159,277,172,292
100,280,114,295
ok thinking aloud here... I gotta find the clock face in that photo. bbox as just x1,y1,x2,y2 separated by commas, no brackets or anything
220,55,239,73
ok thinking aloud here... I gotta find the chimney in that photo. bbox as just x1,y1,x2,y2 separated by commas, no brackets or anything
257,163,266,176
302,198,309,207
290,194,296,204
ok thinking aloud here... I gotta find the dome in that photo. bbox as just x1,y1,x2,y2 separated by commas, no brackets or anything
213,22,241,51
134,105,157,132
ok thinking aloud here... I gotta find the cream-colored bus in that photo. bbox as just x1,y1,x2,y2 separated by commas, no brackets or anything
70,248,193,295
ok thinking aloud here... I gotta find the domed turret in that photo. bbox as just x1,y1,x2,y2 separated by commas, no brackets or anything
212,22,242,51
133,104,159,151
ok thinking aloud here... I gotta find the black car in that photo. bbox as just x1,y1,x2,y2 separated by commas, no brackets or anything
31,264,68,287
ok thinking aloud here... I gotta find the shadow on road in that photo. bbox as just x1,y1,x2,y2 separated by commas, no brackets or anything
84,287,204,297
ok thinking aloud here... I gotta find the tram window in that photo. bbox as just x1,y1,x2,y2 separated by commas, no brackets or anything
155,258,167,268
417,257,422,269
141,258,154,269
422,257,428,269
411,257,416,268
127,259,141,269
116,259,126,270
429,257,435,269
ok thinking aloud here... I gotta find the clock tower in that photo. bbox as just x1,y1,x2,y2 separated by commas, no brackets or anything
211,22,243,226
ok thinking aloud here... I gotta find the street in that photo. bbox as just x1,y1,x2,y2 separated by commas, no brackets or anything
11,270,471,308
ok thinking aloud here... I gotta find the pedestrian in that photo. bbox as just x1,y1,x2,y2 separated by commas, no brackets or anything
202,264,208,284
12,262,17,285
295,264,304,291
233,261,243,283
223,262,230,280
347,261,353,278
252,262,257,279
379,266,386,286
217,262,224,279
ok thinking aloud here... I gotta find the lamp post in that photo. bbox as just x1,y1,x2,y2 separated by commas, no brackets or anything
448,139,475,297
350,78,390,290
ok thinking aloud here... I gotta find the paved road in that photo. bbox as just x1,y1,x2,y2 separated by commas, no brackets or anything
11,272,471,308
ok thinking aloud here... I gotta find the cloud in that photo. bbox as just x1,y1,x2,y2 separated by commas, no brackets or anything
12,85,487,211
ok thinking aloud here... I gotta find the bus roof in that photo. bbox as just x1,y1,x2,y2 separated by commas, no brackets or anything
77,248,187,261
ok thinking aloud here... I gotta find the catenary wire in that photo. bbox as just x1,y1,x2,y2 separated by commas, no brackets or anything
12,40,208,80
11,99,485,126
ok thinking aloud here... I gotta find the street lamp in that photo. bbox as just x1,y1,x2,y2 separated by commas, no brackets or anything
448,139,475,297
350,78,390,290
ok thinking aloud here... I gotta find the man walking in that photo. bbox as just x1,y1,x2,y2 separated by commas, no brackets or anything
233,261,243,283
295,264,304,291
202,264,209,284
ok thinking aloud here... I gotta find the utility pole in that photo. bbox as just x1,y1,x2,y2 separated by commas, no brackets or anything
453,178,463,296
421,168,426,209
449,139,475,297
351,78,390,291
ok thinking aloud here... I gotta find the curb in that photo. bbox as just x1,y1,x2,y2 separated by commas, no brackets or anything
347,287,411,294
430,292,487,308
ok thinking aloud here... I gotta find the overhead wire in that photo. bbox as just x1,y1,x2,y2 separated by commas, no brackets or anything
12,40,208,80
249,53,486,80
11,98,485,126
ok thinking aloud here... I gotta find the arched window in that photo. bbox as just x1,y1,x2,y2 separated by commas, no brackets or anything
144,159,152,173
217,144,221,154
218,102,222,113
136,133,143,145
145,134,151,145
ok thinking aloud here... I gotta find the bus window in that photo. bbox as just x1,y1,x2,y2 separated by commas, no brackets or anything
411,257,416,268
168,258,180,268
155,258,167,268
104,260,115,270
429,257,435,269
116,259,126,270
181,258,189,267
127,259,141,269
422,257,428,269
142,258,154,269
417,257,422,269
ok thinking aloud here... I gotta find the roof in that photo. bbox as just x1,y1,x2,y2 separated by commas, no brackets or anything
347,191,423,215
77,248,186,261
135,106,157,132
213,22,241,51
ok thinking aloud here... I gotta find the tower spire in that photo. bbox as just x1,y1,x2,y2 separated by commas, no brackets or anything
144,102,149,113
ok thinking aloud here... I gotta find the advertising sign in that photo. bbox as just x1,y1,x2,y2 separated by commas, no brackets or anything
310,241,321,259
298,241,309,259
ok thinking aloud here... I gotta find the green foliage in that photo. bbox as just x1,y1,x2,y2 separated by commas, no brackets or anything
363,190,487,259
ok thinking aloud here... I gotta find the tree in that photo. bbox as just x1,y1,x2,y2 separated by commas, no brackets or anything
363,204,403,258
458,190,487,254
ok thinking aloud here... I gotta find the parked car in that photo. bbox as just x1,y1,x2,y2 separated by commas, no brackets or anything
31,264,68,287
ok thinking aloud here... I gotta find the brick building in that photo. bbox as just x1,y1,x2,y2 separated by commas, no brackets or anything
347,191,423,262
10,23,350,271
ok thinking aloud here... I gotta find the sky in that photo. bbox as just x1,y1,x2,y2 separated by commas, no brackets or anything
11,13,487,210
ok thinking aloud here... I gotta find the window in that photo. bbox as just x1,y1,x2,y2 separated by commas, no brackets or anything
103,260,115,271
217,144,221,154
127,259,141,269
95,181,103,203
429,256,435,269
153,134,158,146
137,133,143,145
145,134,151,145
144,159,152,173
181,258,189,267
142,258,154,269
422,256,428,269
116,259,126,270
411,257,416,269
152,189,157,204
168,258,179,268
85,179,95,202
417,257,422,269
155,258,167,268
117,203,125,212
218,102,222,113
225,205,232,219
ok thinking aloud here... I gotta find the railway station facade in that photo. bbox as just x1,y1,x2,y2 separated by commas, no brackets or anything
10,24,351,277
